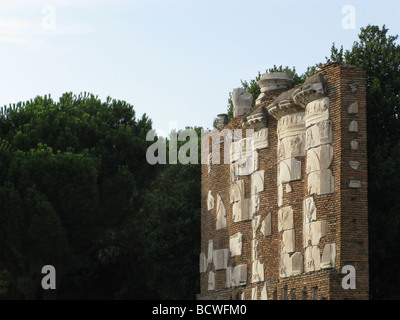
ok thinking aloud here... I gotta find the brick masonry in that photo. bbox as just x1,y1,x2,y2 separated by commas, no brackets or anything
197,62,368,300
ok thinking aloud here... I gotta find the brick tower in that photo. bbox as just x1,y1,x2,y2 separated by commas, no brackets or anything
198,62,368,300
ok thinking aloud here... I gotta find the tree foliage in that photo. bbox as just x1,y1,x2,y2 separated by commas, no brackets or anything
0,93,156,299
0,93,201,299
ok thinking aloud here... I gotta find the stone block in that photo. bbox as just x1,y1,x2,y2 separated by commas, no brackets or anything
252,128,269,150
303,197,317,224
278,134,305,160
229,232,243,257
216,193,227,230
208,271,215,291
252,214,261,236
349,120,358,132
306,144,333,174
349,180,361,188
251,287,258,300
305,97,330,127
281,229,295,254
306,120,333,149
303,220,327,247
305,246,321,272
277,112,305,139
349,160,360,170
321,243,336,269
307,168,334,195
213,248,229,270
251,260,264,283
348,102,359,114
207,240,213,264
277,183,283,207
252,238,258,261
225,267,232,288
200,253,207,273
350,140,359,150
232,88,253,117
261,282,268,300
261,213,272,237
280,254,291,278
233,198,251,222
278,158,302,184
278,206,294,231
291,252,304,276
207,190,214,211
251,170,265,194
258,72,294,93
231,264,247,287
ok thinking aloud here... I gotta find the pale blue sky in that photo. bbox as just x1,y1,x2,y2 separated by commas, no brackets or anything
1,0,399,136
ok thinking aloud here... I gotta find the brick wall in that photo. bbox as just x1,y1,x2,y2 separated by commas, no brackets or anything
198,62,368,300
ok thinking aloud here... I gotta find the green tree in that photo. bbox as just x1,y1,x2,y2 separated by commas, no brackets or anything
328,25,400,299
137,127,202,299
0,93,156,299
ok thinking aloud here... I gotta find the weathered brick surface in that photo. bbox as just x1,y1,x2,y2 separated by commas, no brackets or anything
198,62,368,300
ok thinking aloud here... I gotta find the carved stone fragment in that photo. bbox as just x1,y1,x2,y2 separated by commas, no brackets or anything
258,72,294,94
305,97,330,127
232,88,253,118
251,287,258,300
231,264,247,287
200,253,207,273
278,134,305,160
251,260,264,283
278,206,294,232
252,215,261,239
230,180,244,203
208,271,215,291
277,112,305,139
225,267,232,288
303,220,328,247
229,232,243,257
281,229,295,254
303,197,317,224
349,180,362,188
213,248,229,270
216,193,227,230
306,120,333,149
293,77,325,107
261,282,268,300
261,213,272,237
291,252,304,276
207,240,213,264
306,145,333,173
348,102,359,114
230,140,242,162
321,243,336,269
350,140,359,150
307,169,334,195
277,183,283,207
252,239,258,261
278,158,302,184
253,128,269,150
349,120,358,132
207,190,214,211
305,246,321,272
349,160,360,170
280,254,291,278
251,170,265,195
